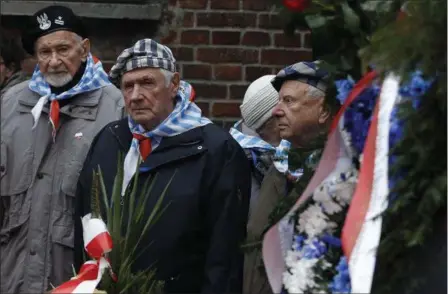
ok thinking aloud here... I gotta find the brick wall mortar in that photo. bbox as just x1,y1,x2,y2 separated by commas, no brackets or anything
158,1,312,124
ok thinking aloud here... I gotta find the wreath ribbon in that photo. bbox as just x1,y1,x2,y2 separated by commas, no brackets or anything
342,74,400,293
51,214,116,294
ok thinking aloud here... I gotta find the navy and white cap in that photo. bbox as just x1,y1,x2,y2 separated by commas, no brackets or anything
22,5,87,55
109,39,176,84
271,61,329,93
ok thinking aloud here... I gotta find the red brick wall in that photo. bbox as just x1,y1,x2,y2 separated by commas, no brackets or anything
157,0,312,128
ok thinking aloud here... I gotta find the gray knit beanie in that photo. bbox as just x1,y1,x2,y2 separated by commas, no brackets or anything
240,75,279,131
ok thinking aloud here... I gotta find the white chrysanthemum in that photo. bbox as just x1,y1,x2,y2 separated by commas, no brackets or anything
313,183,329,202
320,259,332,270
297,205,323,232
284,249,301,268
333,178,357,204
298,204,336,238
283,258,319,293
283,272,298,294
323,199,343,214
313,187,343,214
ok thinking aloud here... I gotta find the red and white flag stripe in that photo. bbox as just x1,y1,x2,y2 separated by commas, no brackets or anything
342,73,401,293
82,214,113,259
51,214,113,293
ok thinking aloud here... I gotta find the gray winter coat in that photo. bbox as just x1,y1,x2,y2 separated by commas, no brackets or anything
0,81,124,293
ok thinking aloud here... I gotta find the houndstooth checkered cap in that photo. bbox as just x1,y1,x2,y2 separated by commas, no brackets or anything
271,61,329,93
109,39,176,83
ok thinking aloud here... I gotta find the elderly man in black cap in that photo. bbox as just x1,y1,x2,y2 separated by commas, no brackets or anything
0,5,123,293
243,61,341,294
73,38,251,293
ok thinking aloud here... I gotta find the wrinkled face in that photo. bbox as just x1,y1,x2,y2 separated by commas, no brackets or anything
272,80,329,147
121,67,180,131
257,116,281,146
35,30,90,87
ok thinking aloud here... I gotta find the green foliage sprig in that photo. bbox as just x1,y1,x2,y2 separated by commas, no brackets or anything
89,152,176,294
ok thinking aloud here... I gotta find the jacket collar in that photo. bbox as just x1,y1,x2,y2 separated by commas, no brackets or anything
108,118,206,172
17,85,103,120
18,86,102,107
110,118,204,149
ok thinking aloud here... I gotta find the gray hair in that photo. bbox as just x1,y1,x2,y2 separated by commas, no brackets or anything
72,33,83,43
160,68,174,87
307,85,325,99
307,83,340,116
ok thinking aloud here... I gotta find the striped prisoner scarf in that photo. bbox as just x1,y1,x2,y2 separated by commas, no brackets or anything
122,80,211,195
29,53,111,139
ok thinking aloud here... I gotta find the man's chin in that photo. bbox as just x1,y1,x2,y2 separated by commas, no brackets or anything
45,74,73,87
131,113,147,123
130,113,156,130
131,110,150,119
279,129,292,141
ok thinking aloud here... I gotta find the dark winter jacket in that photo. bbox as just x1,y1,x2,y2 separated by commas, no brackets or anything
74,118,251,293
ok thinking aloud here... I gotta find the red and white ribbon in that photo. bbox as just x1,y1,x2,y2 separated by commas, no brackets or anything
51,213,114,294
31,94,61,141
342,73,401,293
82,214,113,259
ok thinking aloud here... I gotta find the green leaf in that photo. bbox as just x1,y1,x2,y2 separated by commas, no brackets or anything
129,170,176,259
135,174,158,223
97,167,110,222
90,170,101,218
124,156,141,254
93,151,169,293
304,14,328,29
341,1,360,34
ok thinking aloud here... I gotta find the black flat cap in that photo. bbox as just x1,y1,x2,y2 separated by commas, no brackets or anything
22,5,88,55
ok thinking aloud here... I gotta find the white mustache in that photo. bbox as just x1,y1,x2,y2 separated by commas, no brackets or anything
47,69,68,74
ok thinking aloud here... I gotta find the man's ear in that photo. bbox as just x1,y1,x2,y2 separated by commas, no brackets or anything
170,72,180,98
318,100,331,124
80,38,91,62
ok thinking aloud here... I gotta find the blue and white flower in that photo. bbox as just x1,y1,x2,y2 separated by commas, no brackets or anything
335,77,355,104
298,204,337,238
283,168,357,294
329,257,351,293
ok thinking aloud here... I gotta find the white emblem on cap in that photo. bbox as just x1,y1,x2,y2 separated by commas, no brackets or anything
55,16,64,26
37,13,51,30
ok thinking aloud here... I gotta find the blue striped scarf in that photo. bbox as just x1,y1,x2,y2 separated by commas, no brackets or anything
230,121,303,180
28,53,111,133
122,80,212,195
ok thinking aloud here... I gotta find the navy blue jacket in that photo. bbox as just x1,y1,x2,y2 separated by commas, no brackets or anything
74,118,251,293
